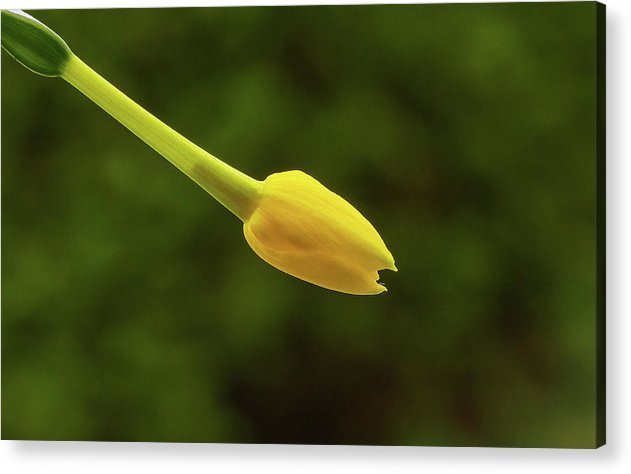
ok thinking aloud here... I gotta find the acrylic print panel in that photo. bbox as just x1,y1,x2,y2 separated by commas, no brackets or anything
1,2,605,447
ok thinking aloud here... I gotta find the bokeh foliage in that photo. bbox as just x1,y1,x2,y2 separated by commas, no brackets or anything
2,3,599,446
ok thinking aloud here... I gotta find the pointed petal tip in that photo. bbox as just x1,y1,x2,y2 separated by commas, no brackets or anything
383,260,397,272
373,283,387,295
383,251,397,272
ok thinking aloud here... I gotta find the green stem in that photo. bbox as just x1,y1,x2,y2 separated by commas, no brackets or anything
62,54,262,221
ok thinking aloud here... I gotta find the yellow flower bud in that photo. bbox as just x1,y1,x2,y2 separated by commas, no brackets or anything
243,170,397,295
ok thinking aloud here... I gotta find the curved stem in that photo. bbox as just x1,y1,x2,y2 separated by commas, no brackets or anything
62,54,262,221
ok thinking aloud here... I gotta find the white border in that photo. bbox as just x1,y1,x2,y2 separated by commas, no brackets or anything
1,0,629,473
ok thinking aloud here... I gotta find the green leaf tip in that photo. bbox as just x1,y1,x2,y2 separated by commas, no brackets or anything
1,9,72,77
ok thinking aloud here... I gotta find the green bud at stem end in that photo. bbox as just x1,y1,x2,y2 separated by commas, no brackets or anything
1,9,71,77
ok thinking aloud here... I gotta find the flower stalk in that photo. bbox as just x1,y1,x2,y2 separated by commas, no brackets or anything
62,55,262,221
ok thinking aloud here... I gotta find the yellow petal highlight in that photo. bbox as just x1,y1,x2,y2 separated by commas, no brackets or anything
243,170,397,295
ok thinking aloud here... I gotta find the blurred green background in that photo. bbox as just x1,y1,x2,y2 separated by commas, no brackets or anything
2,3,599,447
